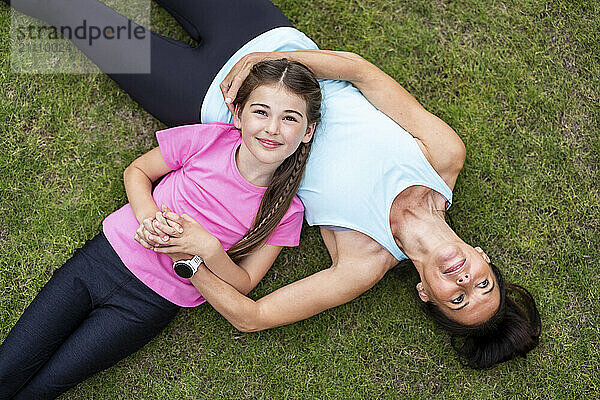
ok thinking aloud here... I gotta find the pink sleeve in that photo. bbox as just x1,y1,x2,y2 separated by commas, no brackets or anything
265,197,305,247
156,124,215,170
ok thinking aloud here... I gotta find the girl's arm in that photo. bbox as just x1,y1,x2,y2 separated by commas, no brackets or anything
152,212,283,295
221,51,466,189
124,147,172,224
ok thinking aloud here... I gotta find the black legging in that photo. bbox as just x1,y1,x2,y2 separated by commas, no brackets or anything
3,0,292,126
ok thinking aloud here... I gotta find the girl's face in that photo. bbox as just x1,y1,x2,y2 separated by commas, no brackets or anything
234,83,315,169
417,244,500,326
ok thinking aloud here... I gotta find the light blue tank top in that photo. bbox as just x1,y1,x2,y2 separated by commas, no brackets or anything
201,27,453,261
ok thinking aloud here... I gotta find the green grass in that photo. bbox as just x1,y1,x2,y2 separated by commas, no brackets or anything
1,0,599,398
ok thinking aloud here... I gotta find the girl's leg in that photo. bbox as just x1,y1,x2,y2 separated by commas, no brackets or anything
2,0,292,126
0,233,179,399
0,235,108,398
13,254,179,399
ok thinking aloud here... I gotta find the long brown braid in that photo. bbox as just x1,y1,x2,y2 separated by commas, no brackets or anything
227,59,321,263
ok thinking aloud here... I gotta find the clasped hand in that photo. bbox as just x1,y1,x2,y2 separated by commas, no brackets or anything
134,205,220,262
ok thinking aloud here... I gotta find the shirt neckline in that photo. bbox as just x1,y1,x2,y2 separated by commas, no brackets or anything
229,135,268,194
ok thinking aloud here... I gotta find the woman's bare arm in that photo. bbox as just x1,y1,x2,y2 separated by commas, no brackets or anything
189,256,385,332
188,230,393,332
222,50,466,189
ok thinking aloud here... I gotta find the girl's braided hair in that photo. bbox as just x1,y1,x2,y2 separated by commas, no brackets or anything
228,59,321,263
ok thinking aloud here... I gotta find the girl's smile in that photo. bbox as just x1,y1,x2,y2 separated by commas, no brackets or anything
256,137,283,149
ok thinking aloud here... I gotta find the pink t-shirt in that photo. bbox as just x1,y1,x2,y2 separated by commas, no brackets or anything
103,122,304,307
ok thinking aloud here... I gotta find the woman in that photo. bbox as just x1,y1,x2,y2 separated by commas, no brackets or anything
2,0,540,369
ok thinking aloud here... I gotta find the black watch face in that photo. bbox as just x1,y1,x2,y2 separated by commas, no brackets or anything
174,262,193,278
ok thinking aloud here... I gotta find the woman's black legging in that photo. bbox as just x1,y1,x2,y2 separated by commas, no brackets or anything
3,0,292,127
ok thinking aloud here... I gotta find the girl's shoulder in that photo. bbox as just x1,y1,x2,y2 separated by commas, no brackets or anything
159,121,240,147
289,195,305,214
203,121,235,128
162,121,237,134
199,121,241,140
156,122,240,169
280,195,305,223
266,195,305,248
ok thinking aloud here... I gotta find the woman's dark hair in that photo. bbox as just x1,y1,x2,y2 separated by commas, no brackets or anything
227,58,322,263
423,262,542,369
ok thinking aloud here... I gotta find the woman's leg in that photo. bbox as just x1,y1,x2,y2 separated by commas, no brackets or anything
0,233,179,399
152,0,292,55
2,0,292,126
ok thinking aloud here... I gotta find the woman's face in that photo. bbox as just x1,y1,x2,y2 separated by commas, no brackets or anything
416,243,500,326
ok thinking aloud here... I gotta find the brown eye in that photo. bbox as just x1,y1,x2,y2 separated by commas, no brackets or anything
451,294,464,304
477,279,489,288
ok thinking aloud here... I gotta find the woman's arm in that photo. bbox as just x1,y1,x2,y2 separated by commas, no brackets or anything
189,248,388,332
187,230,392,332
330,53,466,189
222,51,466,189
209,243,283,295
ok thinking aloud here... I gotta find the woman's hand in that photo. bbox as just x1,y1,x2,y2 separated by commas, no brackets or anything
220,52,274,114
153,210,222,259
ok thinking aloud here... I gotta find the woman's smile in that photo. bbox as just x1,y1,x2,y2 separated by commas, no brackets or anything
443,258,466,275
435,244,466,274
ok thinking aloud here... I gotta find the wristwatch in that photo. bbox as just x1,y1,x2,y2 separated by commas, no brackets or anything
173,255,204,278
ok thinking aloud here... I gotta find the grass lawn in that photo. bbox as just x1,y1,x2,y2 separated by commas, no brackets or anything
1,0,598,398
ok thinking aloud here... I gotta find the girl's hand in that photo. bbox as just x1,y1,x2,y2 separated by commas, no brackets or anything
134,217,164,249
220,52,273,114
134,221,193,262
134,204,185,249
155,204,184,237
154,211,222,258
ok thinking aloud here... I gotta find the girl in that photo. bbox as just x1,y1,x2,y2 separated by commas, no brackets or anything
0,58,322,399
